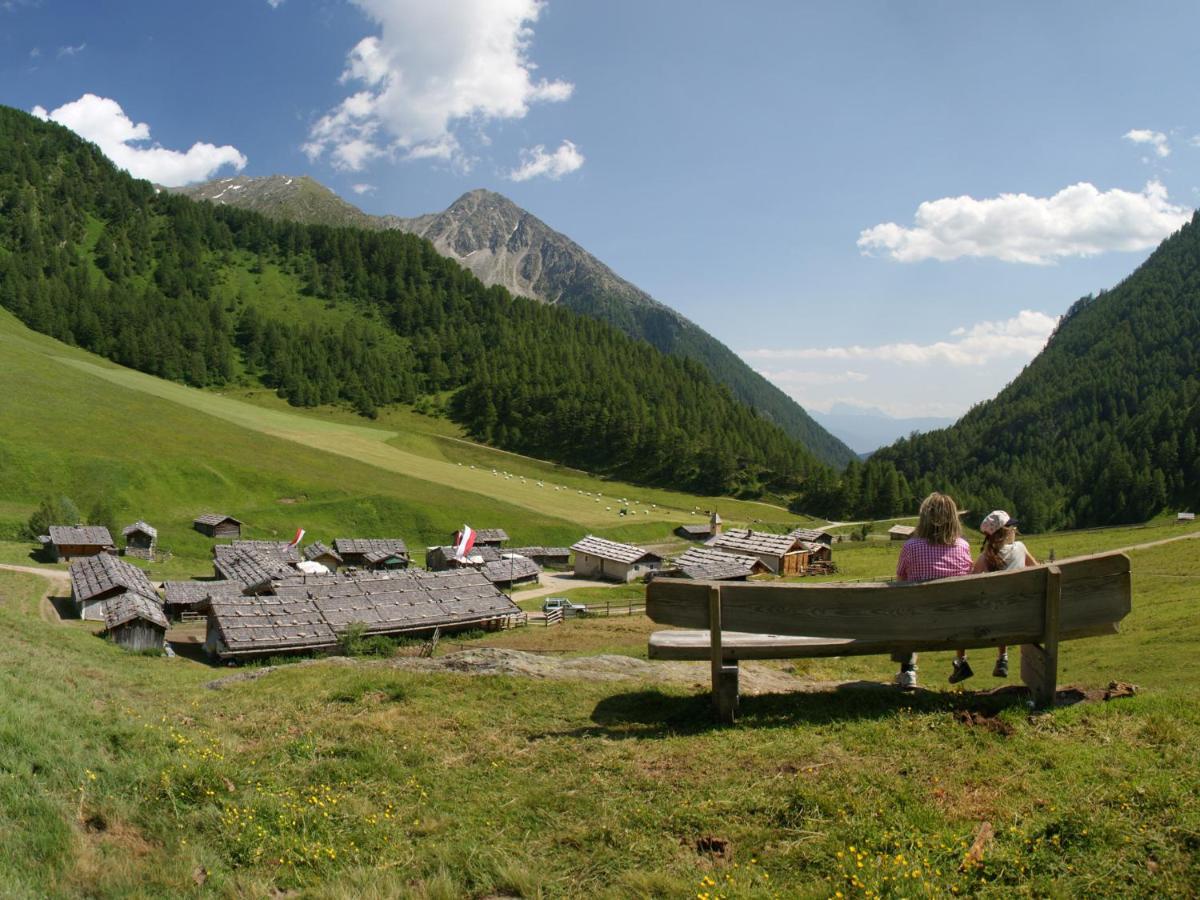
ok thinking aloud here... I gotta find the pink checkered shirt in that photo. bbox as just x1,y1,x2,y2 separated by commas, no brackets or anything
896,537,973,582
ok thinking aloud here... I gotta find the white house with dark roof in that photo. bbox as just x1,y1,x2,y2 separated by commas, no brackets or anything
571,536,663,583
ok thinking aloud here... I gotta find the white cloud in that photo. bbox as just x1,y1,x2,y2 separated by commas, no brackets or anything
507,140,584,181
304,0,573,171
32,94,246,187
350,183,375,195
57,42,85,57
1124,128,1170,158
858,181,1190,264
744,310,1058,368
29,46,39,58
267,0,284,6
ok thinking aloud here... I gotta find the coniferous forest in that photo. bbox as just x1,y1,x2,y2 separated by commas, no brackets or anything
0,106,824,498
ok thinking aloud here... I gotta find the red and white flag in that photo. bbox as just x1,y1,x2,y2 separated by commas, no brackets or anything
454,525,476,560
289,527,306,548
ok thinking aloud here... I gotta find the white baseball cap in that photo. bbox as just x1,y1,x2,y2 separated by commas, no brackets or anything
980,510,1016,535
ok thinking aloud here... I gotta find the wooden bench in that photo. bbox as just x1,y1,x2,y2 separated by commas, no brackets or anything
645,552,1132,723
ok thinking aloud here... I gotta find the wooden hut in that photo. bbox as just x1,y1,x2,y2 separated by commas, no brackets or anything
302,541,343,572
122,521,158,560
675,511,722,542
471,529,509,548
162,580,242,620
231,540,301,566
481,554,541,589
334,538,410,570
45,525,115,562
193,514,243,539
788,527,833,546
204,569,520,660
69,553,158,622
103,593,169,652
213,546,292,594
571,536,663,583
889,524,916,541
507,547,571,569
706,528,809,575
425,544,501,571
664,546,771,581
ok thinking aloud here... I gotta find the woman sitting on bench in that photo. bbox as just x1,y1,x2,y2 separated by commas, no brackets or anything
894,492,973,689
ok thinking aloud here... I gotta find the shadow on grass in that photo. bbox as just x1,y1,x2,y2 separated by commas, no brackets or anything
533,682,1035,740
47,595,77,619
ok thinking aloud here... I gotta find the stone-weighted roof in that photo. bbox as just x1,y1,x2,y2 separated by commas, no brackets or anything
473,528,509,544
122,520,158,539
788,528,833,545
103,591,169,630
707,528,801,558
162,580,242,608
334,538,409,557
213,546,293,591
49,524,114,547
303,541,343,564
571,535,661,565
70,553,157,604
481,554,540,584
232,540,301,565
194,513,242,527
673,546,764,581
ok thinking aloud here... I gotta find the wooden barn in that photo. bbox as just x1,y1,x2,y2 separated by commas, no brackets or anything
213,546,293,594
571,536,663,583
794,540,833,563
302,541,343,572
204,569,520,660
788,527,833,547
675,511,723,541
706,529,808,575
889,524,916,541
45,525,115,562
481,554,541,589
662,546,771,581
162,580,242,620
121,521,158,560
103,592,169,653
508,546,571,569
231,540,301,566
471,528,509,548
69,553,159,622
333,538,410,570
193,514,243,539
425,544,501,571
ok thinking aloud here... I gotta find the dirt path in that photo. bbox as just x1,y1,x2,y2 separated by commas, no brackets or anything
512,571,623,602
0,562,71,622
1116,529,1200,554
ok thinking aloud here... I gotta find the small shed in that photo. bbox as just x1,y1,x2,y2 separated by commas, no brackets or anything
334,538,410,569
471,528,509,548
507,546,571,569
303,541,343,572
121,521,158,560
232,540,301,567
706,529,808,575
481,554,541,589
103,592,169,652
69,553,159,622
675,523,714,541
1178,512,1196,524
213,546,293,594
788,527,833,547
425,544,501,571
571,536,663,583
795,540,833,563
889,525,916,541
193,514,243,539
162,580,242,620
665,546,770,581
46,525,115,562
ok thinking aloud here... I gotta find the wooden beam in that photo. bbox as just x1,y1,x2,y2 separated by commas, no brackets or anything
708,585,723,718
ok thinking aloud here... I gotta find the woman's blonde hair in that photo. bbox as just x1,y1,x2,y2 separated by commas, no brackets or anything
915,492,962,546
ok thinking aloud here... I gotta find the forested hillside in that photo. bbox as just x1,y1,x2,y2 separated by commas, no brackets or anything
797,215,1200,530
0,106,826,498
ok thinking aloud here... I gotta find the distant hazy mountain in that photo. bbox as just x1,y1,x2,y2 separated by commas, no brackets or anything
176,176,856,467
811,403,957,455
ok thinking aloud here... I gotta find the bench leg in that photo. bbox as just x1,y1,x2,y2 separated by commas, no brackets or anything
713,663,739,724
1020,643,1058,709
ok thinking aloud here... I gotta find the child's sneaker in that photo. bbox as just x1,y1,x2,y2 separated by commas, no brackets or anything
948,658,974,684
993,655,1009,678
895,668,918,690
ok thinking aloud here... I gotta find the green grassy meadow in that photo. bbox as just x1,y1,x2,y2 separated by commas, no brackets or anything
1,521,1198,897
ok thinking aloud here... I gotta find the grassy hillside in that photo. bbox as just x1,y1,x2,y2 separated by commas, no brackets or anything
0,307,797,577
1,524,1197,896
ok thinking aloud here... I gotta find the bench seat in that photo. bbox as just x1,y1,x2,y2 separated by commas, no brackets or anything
650,630,857,660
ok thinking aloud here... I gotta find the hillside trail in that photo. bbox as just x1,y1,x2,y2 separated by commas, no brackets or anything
0,563,71,623
1113,528,1200,554
511,571,618,602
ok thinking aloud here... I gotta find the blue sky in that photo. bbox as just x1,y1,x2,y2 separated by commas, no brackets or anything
4,1,1199,421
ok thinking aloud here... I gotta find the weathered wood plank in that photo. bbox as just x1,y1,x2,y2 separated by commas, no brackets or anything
716,663,739,724
708,585,723,716
645,552,1130,645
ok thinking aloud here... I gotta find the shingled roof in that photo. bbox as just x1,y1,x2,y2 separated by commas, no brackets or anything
473,528,509,544
788,527,833,545
673,546,766,581
707,528,802,557
303,541,343,564
194,513,242,527
162,580,242,608
334,538,409,557
103,592,169,631
122,520,158,539
481,554,540,584
571,535,661,565
213,546,293,591
232,540,301,565
70,553,157,604
508,546,570,559
207,569,519,657
49,524,114,547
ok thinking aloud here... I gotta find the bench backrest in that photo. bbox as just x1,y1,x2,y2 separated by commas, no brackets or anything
645,551,1131,648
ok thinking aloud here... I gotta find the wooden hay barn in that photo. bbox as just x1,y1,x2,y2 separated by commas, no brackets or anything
425,544,501,571
571,536,663,583
889,524,916,541
213,546,294,594
508,546,571,569
69,553,159,622
664,546,771,581
706,528,809,575
103,592,169,653
334,538,410,570
193,514,243,539
303,541,343,572
481,554,541,589
204,569,520,660
788,527,833,546
45,525,115,562
121,521,158,560
675,523,714,541
162,580,242,620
